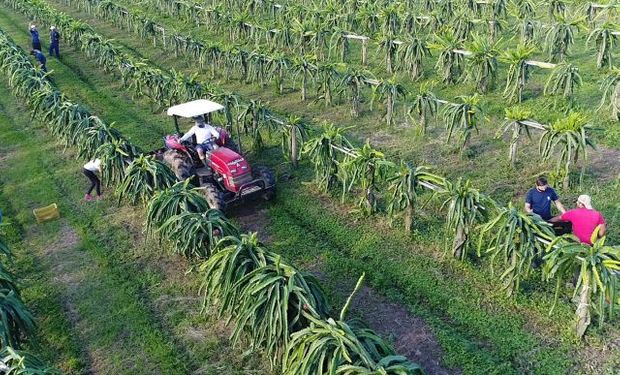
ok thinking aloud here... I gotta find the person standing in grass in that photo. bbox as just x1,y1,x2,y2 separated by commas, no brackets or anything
550,195,606,245
29,25,41,51
30,49,47,73
49,26,60,58
83,159,103,201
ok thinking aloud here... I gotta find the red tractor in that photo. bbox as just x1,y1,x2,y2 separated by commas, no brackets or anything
154,100,275,211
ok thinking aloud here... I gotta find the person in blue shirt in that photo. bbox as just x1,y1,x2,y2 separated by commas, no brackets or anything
30,50,47,73
29,25,41,51
525,176,566,220
49,26,60,58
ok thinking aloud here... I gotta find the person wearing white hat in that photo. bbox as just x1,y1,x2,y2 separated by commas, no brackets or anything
179,115,220,166
49,26,60,58
550,194,606,245
29,24,41,51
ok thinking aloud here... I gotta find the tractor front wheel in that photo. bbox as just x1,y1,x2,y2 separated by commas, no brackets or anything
202,183,226,211
253,166,276,201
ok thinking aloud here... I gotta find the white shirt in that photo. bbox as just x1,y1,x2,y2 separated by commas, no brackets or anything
84,159,101,172
180,124,219,144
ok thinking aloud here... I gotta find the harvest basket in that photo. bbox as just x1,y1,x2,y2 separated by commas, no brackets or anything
33,203,60,224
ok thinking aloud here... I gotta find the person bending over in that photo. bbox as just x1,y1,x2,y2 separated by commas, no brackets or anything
83,158,103,201
179,115,219,166
550,195,606,245
30,49,47,73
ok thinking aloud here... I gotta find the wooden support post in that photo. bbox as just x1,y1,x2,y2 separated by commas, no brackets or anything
194,5,202,26
120,9,130,30
154,25,166,48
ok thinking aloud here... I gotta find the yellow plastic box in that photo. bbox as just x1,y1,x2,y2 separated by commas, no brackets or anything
33,203,60,224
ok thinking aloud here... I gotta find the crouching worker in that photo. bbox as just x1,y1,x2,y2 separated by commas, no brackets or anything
30,49,47,73
83,158,103,201
179,115,219,166
549,195,606,245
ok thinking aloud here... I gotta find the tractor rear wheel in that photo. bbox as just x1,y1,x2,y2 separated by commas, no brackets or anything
253,166,276,201
202,183,226,211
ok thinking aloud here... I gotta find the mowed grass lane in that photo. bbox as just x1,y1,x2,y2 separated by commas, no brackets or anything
0,18,270,375
1,1,616,374
18,2,620,374
0,8,170,152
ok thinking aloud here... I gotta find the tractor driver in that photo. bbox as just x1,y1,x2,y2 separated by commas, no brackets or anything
179,115,220,166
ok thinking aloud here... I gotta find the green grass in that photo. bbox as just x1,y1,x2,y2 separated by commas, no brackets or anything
0,0,619,374
0,87,183,373
42,0,620,227
0,14,271,375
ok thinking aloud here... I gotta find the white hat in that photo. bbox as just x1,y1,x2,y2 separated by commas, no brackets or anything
577,195,593,209
50,26,56,30
30,25,36,29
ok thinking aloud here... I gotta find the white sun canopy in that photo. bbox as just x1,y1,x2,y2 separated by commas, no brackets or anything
167,99,224,118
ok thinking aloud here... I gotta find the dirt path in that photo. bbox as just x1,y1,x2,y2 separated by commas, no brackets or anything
42,224,99,374
588,146,620,184
0,68,268,374
350,286,460,375
234,207,459,375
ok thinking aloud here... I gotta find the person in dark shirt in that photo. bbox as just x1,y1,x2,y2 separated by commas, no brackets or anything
525,176,566,220
29,25,41,51
49,26,60,58
30,50,47,73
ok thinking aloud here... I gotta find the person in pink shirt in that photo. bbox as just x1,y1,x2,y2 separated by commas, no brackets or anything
550,195,606,245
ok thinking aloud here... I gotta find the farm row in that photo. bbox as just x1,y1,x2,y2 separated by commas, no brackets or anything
0,0,616,374
10,0,617,334
73,0,620,116
0,220,54,370
48,0,619,187
0,23,429,374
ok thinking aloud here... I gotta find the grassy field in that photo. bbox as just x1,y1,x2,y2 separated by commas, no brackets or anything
0,12,271,374
42,0,620,223
0,0,619,374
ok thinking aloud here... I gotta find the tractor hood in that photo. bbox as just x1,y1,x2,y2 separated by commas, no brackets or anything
211,147,244,164
210,147,250,176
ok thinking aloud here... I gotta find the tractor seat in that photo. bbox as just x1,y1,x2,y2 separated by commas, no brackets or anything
195,166,212,177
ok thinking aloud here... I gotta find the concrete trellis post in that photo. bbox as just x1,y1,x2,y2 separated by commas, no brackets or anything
154,25,165,48
524,60,557,69
362,37,368,65
345,34,370,65
194,5,203,26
